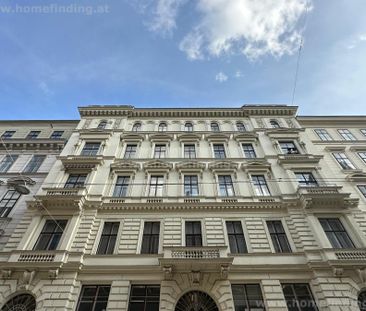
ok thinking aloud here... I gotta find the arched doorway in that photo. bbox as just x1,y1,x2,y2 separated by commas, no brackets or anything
1,294,36,311
359,291,366,311
175,291,219,311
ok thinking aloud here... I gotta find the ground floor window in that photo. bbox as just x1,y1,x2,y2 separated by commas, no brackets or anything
76,285,111,311
231,284,265,310
175,291,218,311
1,294,36,311
282,283,318,311
128,285,160,311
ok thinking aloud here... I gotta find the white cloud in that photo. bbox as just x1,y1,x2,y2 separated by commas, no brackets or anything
235,70,244,78
346,33,366,50
38,81,53,96
358,34,366,41
215,72,228,82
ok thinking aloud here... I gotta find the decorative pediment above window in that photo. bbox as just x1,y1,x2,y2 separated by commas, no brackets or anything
176,161,206,177
277,154,323,167
266,129,303,139
110,160,140,174
79,130,112,140
143,160,173,175
208,161,239,175
347,173,366,182
149,133,173,145
177,133,202,143
233,133,258,142
325,146,346,152
241,160,271,172
60,155,103,172
120,134,145,145
206,133,230,143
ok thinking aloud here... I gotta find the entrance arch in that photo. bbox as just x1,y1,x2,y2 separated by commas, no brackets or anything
175,291,219,311
1,294,36,311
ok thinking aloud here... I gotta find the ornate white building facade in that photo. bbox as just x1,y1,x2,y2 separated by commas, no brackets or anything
1,105,366,311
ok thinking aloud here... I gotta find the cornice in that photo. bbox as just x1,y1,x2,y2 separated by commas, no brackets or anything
0,139,66,151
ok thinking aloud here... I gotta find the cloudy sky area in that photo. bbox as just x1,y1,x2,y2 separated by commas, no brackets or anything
0,0,365,119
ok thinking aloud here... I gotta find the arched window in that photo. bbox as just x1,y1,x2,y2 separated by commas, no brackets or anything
175,291,218,311
158,122,167,132
97,120,107,129
270,120,281,128
1,294,36,311
211,122,220,132
236,122,246,132
132,122,141,132
185,122,193,132
359,291,366,311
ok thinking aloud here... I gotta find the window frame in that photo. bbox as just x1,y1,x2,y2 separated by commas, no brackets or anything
231,284,266,311
184,122,193,132
1,131,16,139
33,219,68,251
140,221,161,254
251,175,271,196
279,141,300,155
23,155,46,173
241,143,257,158
357,185,366,199
96,221,120,255
236,122,246,132
158,122,167,132
0,154,18,173
337,129,356,141
132,122,142,132
124,144,138,159
64,174,87,188
217,175,235,197
270,120,281,128
50,130,64,139
113,176,130,197
319,217,355,249
295,172,318,187
183,174,199,196
266,220,292,253
185,220,203,247
153,144,167,159
358,152,366,164
332,152,356,170
128,285,160,311
80,142,101,156
213,143,226,159
183,144,196,159
76,285,111,311
0,190,21,218
281,283,318,311
226,221,248,254
26,131,41,139
210,122,220,132
147,175,165,197
314,129,332,141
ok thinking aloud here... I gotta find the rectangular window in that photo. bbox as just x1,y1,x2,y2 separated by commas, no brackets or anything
333,152,356,170
242,144,256,158
226,221,247,254
81,142,100,156
295,172,318,187
184,175,199,196
358,185,366,198
185,221,202,247
154,144,166,158
76,285,111,311
184,144,196,159
1,131,15,139
213,144,226,159
314,129,332,141
232,284,265,311
113,176,130,197
33,219,67,250
361,129,366,136
148,176,164,197
267,220,292,253
0,155,18,173
50,131,64,139
358,152,366,164
279,141,299,154
23,155,46,173
282,283,318,311
319,218,355,249
218,175,235,196
26,131,40,139
64,174,87,188
252,175,270,196
128,285,160,311
0,190,21,217
338,129,356,141
97,222,119,254
124,144,137,159
141,222,160,254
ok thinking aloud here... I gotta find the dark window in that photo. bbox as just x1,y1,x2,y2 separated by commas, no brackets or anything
319,218,355,249
338,129,356,141
1,131,15,139
184,144,196,159
26,131,40,139
33,219,67,251
218,175,235,196
252,175,270,196
184,175,199,196
279,141,299,154
242,144,256,158
81,142,101,156
358,291,366,311
213,144,226,159
0,190,21,217
148,176,164,197
358,152,366,164
50,131,64,139
1,294,36,311
282,283,318,311
185,122,193,132
270,120,280,128
185,221,202,247
211,122,220,132
132,122,141,131
361,129,366,137
128,285,160,311
113,176,130,197
158,122,167,132
97,121,107,129
124,144,137,159
0,155,18,172
141,222,160,254
97,222,119,254
76,285,110,311
64,174,87,188
23,155,46,173
295,172,318,187
236,122,246,132
232,284,265,311
226,221,247,254
333,152,356,170
267,220,292,253
154,144,166,158
314,129,332,141
358,185,366,198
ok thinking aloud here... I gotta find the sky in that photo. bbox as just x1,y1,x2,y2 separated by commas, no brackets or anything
0,0,365,120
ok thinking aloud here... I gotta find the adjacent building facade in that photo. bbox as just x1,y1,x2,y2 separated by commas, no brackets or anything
1,105,366,311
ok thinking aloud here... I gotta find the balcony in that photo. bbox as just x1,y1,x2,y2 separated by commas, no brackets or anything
306,248,366,268
60,155,103,171
35,187,87,210
278,154,323,165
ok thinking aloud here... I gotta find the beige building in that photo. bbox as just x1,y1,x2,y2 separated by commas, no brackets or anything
1,105,366,311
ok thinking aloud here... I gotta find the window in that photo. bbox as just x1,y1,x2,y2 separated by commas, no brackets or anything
333,152,356,170
124,144,137,159
358,152,366,163
211,122,220,132
81,142,100,156
232,284,265,311
218,175,235,196
267,220,292,253
358,291,366,311
1,131,15,139
0,190,21,217
158,122,167,132
295,172,318,187
226,221,247,254
242,144,256,158
319,218,355,249
0,155,18,173
236,122,246,132
148,176,164,197
361,129,366,137
97,120,107,129
213,143,226,159
113,176,130,197
270,120,280,128
184,175,199,196
252,175,270,196
357,185,366,198
128,285,160,311
185,221,202,246
185,122,193,132
184,144,196,159
33,219,67,250
50,131,64,139
279,141,299,154
154,144,166,158
23,155,46,173
97,222,119,254
314,129,332,141
64,174,87,188
77,285,111,311
26,131,40,139
141,222,160,254
338,129,356,141
132,122,141,131
282,283,318,311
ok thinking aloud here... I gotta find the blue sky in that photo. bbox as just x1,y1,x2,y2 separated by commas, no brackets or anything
0,0,365,120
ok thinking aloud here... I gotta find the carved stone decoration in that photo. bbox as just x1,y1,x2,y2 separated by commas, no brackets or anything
357,268,366,283
163,265,173,280
48,269,59,279
221,264,230,279
83,119,92,129
114,118,122,129
190,270,201,285
332,267,344,277
256,118,265,128
18,270,36,290
1,269,12,279
286,118,295,128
